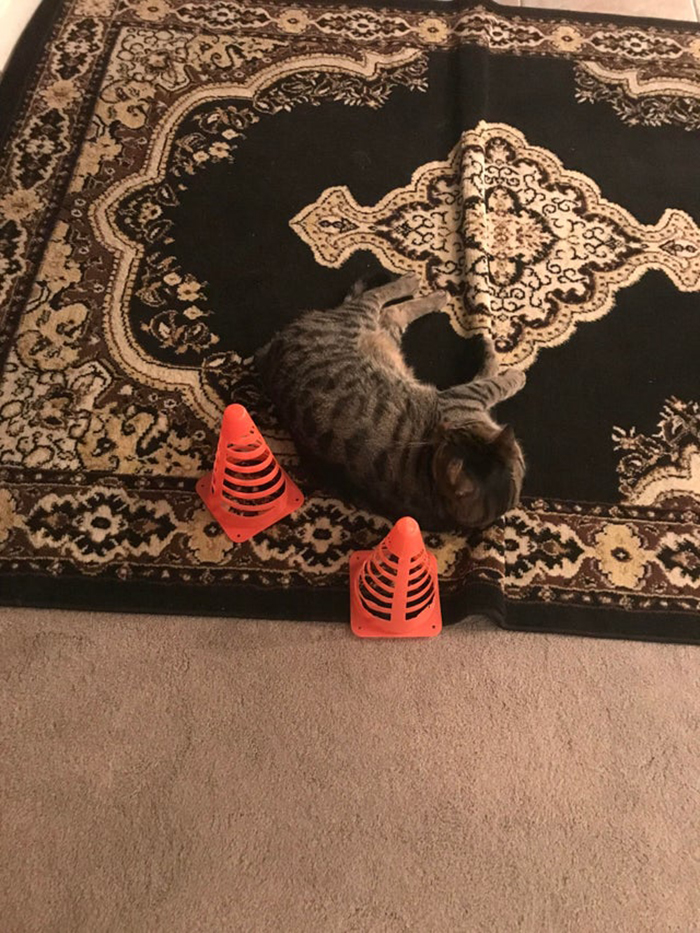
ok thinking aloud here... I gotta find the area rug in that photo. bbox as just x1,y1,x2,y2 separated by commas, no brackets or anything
1,0,699,641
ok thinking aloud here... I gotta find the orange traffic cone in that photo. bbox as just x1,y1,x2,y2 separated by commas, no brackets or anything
196,404,304,543
350,516,442,638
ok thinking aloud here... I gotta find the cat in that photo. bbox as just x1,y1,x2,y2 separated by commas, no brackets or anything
255,273,526,532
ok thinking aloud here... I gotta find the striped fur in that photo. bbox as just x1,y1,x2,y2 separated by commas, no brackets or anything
255,274,526,531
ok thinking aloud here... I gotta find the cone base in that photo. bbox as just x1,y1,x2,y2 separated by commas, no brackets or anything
196,472,304,544
349,552,442,639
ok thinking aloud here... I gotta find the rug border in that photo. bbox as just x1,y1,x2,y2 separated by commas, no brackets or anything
0,574,505,627
2,0,699,149
0,0,67,152
501,600,700,645
286,0,700,32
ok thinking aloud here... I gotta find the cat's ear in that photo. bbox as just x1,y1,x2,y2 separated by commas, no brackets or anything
493,424,516,450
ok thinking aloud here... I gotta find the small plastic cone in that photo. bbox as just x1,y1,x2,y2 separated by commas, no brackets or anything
350,516,442,638
196,404,304,543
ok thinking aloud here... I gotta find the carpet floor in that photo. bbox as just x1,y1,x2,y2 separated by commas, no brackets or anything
2,607,698,932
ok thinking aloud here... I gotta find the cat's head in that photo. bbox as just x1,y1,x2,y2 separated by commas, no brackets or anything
433,421,525,529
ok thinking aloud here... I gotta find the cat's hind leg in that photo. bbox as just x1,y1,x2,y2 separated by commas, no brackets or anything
344,273,445,333
357,272,421,308
382,288,447,333
439,370,526,418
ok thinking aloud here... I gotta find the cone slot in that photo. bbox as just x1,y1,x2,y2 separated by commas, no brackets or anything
224,450,274,475
362,583,392,608
215,436,288,518
223,468,277,484
363,581,393,605
360,591,393,615
366,559,396,587
358,595,392,621
357,538,437,625
222,468,285,496
223,475,283,496
406,584,432,608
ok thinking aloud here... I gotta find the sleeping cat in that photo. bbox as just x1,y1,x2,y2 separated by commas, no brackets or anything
255,273,526,532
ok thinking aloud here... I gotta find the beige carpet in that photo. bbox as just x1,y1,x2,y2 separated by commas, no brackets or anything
1,608,698,932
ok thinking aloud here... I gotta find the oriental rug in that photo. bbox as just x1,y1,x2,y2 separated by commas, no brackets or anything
1,0,699,640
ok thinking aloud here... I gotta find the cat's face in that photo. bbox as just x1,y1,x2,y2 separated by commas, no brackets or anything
433,423,525,529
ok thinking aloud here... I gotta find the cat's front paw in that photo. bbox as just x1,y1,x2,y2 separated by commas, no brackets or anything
479,333,499,376
501,369,526,394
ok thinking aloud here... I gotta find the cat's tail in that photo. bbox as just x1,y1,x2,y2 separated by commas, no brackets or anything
254,340,271,371
344,279,369,302
344,269,394,303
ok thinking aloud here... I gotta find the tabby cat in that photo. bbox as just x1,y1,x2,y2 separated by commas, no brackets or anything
255,273,526,531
